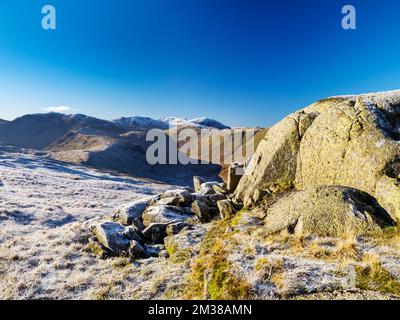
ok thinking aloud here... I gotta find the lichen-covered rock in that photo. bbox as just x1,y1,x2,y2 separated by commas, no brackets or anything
227,162,244,192
375,175,400,222
123,226,145,244
193,176,206,192
113,195,160,225
217,199,235,219
142,223,169,244
142,205,191,227
160,189,193,205
166,222,189,235
212,183,227,194
295,95,400,197
234,111,318,207
234,91,400,222
263,186,395,237
128,240,146,259
191,200,212,223
91,222,130,254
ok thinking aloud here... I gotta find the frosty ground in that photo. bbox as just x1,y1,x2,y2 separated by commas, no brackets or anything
0,148,189,299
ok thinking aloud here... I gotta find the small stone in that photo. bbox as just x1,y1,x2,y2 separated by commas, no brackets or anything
142,223,169,244
193,176,206,192
217,199,235,219
161,189,193,205
166,222,189,235
227,162,243,192
128,240,146,259
113,195,160,225
212,184,227,194
123,226,144,244
191,200,211,223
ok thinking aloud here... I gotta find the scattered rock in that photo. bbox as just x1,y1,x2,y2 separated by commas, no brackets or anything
166,222,189,235
142,205,190,227
191,200,212,223
87,236,114,259
208,193,227,206
142,223,169,244
145,244,166,257
123,226,145,244
91,222,130,255
227,162,243,192
128,240,146,259
217,199,235,219
193,176,206,192
161,189,193,205
197,182,220,195
212,183,227,194
131,218,145,231
113,195,160,225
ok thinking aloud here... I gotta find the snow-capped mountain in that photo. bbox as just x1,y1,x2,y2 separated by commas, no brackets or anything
161,117,230,130
113,116,169,130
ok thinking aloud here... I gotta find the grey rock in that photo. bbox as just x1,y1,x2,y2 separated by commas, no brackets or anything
142,223,169,244
212,183,227,194
113,195,160,225
91,222,130,254
191,200,211,223
123,226,144,244
227,162,243,192
145,244,166,257
161,189,193,205
142,205,191,227
128,240,146,259
131,218,145,231
166,222,189,235
217,199,235,219
193,176,206,192
209,193,227,206
87,236,114,259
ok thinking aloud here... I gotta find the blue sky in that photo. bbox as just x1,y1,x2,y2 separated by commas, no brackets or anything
1,0,400,127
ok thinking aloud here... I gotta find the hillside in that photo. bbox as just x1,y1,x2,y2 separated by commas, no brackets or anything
0,113,239,185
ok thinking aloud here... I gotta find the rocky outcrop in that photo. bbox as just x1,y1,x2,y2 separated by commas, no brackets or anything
234,91,400,222
235,110,318,207
263,186,395,237
90,183,236,260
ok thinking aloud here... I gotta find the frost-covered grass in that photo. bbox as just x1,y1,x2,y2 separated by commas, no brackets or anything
0,150,183,299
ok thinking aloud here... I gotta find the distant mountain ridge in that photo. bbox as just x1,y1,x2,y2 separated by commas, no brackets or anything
0,112,233,185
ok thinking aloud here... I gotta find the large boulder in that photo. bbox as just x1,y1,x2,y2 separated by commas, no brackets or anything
263,186,395,237
91,222,130,254
142,205,191,227
234,91,400,222
234,110,318,207
113,195,160,225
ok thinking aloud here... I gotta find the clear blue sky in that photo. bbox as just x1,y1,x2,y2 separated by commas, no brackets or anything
1,0,400,127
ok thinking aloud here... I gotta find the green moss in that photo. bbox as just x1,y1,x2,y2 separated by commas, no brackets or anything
166,242,193,264
355,260,400,297
184,218,251,299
